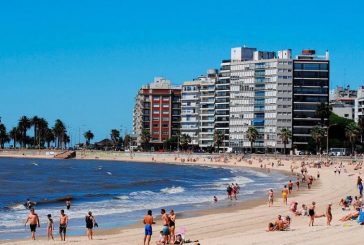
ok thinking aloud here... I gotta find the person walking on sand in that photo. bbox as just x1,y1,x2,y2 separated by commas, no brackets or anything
288,180,293,194
24,208,40,240
268,189,274,207
47,214,54,240
308,202,316,226
326,203,332,226
282,185,289,205
143,210,155,245
85,211,96,240
161,209,169,244
59,209,68,241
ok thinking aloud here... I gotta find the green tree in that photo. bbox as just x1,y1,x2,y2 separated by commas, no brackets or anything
311,126,325,154
18,116,31,148
0,123,10,149
180,134,191,150
110,129,120,149
44,128,55,148
279,128,292,155
9,127,21,148
345,122,360,154
84,130,94,146
31,116,40,147
140,129,151,150
37,118,49,148
246,126,258,154
53,119,66,149
213,130,225,153
315,102,331,126
124,134,131,149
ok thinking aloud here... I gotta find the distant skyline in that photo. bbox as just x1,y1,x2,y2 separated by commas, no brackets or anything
1,0,363,142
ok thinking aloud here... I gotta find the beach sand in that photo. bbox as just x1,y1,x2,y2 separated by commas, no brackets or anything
1,151,363,244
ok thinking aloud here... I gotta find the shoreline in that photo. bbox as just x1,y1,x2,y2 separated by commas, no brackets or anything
1,151,362,244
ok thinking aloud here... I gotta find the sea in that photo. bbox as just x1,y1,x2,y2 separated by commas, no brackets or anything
0,157,290,240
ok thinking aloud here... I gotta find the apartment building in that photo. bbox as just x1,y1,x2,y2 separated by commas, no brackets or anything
355,86,364,123
229,47,293,153
292,50,330,150
330,85,357,120
133,77,181,148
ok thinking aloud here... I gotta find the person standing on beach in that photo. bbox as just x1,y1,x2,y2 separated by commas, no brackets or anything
59,209,68,241
288,180,293,194
308,202,316,226
169,210,176,244
268,189,274,207
326,203,332,226
47,214,54,240
357,176,363,197
161,209,169,244
143,210,155,245
282,185,289,205
226,185,232,200
24,208,40,240
85,211,96,240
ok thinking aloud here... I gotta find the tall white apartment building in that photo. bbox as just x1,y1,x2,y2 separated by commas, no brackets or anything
355,86,364,123
199,70,218,149
229,47,293,153
181,80,201,146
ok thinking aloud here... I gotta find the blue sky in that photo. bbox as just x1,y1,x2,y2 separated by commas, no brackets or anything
0,0,363,143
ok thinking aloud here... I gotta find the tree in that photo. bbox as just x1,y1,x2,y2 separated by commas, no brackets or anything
9,127,20,148
44,128,55,148
110,129,120,149
213,130,225,153
279,128,292,155
84,130,94,146
0,123,10,149
345,122,360,155
180,134,191,150
140,129,151,150
31,116,40,147
315,102,331,126
124,134,131,149
246,126,258,153
18,116,31,148
311,126,325,154
358,117,364,143
37,118,48,148
53,119,66,149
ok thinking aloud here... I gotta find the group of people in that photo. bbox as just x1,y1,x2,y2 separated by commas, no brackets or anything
267,215,291,231
226,183,240,200
24,207,97,241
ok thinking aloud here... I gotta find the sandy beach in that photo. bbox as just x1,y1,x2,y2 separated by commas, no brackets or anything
0,150,363,245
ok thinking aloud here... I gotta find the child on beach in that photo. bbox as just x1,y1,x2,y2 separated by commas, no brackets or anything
47,214,54,240
268,189,274,207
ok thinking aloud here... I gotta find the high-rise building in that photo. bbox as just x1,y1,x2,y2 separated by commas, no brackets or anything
215,60,231,150
292,50,330,150
229,47,293,153
198,70,218,149
181,80,201,146
355,86,364,123
133,77,181,149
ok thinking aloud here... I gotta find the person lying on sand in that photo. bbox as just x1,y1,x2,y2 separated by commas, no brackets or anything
339,208,360,222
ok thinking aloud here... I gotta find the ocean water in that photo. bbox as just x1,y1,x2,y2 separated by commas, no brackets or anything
0,157,289,240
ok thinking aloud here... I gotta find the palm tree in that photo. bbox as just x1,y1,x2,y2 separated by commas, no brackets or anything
345,122,360,155
180,134,191,150
315,102,331,126
18,116,31,148
214,130,225,153
31,116,40,147
311,126,325,154
53,119,66,149
246,126,258,154
140,129,151,150
124,134,131,149
84,130,94,146
0,123,10,149
44,128,55,148
37,118,48,148
110,129,120,149
9,127,20,148
279,128,292,155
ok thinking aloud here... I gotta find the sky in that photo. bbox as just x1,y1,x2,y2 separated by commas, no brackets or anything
0,0,363,143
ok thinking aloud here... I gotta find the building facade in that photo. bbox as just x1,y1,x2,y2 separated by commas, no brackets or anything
330,86,356,120
133,77,181,148
181,80,201,146
292,50,330,150
229,47,293,153
355,86,364,123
